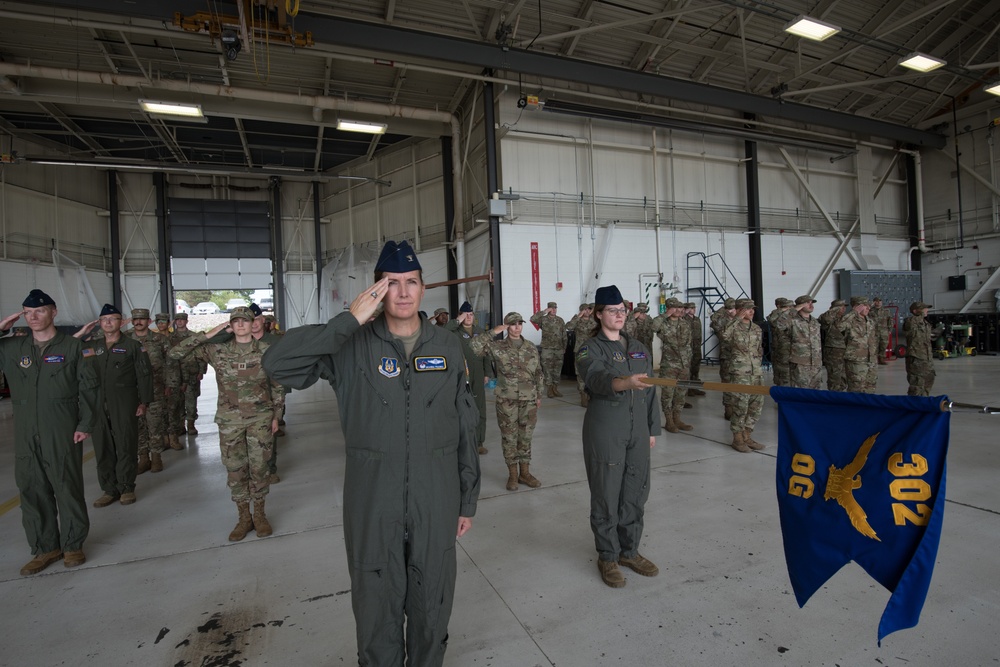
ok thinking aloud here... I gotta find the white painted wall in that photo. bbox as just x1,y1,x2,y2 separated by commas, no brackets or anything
0,259,111,325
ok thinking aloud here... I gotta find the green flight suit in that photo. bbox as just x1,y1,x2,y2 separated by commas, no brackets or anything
88,334,154,496
576,332,660,562
262,312,481,667
0,331,99,554
444,319,492,447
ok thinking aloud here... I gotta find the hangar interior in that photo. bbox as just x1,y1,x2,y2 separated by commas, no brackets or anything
1,1,999,665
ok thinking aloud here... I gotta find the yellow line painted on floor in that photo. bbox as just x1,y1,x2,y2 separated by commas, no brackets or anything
0,450,95,517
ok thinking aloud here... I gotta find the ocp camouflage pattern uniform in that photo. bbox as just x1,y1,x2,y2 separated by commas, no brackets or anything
633,309,656,354
169,332,284,502
168,325,206,432
869,302,893,362
767,301,792,386
686,306,703,383
839,306,877,393
126,329,179,456
784,309,823,389
444,318,492,447
903,305,937,396
469,331,544,467
529,306,567,393
720,313,763,436
710,301,736,415
567,305,595,396
651,304,691,430
819,302,847,391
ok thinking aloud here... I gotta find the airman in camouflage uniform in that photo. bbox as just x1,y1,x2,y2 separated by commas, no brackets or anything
169,307,284,541
710,298,737,419
469,312,545,491
902,301,938,396
782,295,823,389
767,298,794,386
838,296,878,393
651,298,692,433
445,301,493,454
169,313,205,436
684,302,706,395
870,297,892,365
819,299,848,391
566,303,595,405
719,299,764,452
126,308,180,472
629,303,656,353
530,301,567,397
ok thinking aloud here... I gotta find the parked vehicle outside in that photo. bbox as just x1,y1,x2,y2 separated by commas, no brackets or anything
192,301,221,315
225,298,249,312
174,299,191,315
258,297,274,313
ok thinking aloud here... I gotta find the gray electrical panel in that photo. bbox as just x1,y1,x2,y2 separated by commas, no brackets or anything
837,270,922,335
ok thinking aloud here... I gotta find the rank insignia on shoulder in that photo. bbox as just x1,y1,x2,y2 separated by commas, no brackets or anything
414,356,447,371
18,355,31,368
629,351,647,359
379,357,400,378
43,354,65,364
82,348,96,358
111,347,127,354
612,351,626,362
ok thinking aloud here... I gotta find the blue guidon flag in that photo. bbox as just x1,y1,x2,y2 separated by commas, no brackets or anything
770,387,951,644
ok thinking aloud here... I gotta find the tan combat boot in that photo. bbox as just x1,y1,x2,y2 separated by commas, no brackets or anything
19,549,63,576
150,450,164,473
688,387,706,396
229,501,253,541
518,462,541,488
598,560,626,588
663,412,678,433
477,445,488,455
743,429,765,450
186,419,198,435
552,385,563,397
137,452,151,475
505,465,519,491
253,499,273,537
730,431,751,453
580,393,589,408
547,385,555,398
619,553,659,577
673,411,693,431
169,433,183,450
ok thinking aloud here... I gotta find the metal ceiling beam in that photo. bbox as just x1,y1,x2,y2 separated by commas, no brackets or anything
36,101,110,157
234,117,253,168
306,16,945,148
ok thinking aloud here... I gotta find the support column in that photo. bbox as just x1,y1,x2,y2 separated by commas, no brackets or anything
856,146,882,269
270,177,286,326
483,78,502,325
442,135,458,314
313,181,323,318
744,128,763,315
905,155,922,272
153,172,170,314
108,170,122,311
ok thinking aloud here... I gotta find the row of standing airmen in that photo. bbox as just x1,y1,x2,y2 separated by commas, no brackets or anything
0,292,288,577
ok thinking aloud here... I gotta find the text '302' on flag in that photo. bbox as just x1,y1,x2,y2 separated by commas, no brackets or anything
770,386,950,645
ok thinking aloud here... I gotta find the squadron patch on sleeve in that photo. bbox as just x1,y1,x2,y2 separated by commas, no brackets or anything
629,351,647,359
18,355,31,368
576,346,589,361
378,357,400,378
414,356,447,371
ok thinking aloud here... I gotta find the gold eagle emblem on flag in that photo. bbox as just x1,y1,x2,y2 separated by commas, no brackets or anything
824,432,881,542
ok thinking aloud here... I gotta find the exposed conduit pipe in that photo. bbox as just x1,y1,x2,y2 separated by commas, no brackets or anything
0,62,465,240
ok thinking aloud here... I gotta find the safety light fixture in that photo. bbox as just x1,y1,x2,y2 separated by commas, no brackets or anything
783,15,840,41
336,119,388,134
139,100,204,118
985,81,1000,97
898,53,946,72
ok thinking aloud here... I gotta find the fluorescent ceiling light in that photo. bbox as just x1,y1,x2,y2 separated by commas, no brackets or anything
898,53,945,72
985,81,1000,97
337,119,387,134
783,15,840,41
139,100,204,118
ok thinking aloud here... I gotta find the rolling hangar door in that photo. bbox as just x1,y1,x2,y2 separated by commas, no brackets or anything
168,199,273,292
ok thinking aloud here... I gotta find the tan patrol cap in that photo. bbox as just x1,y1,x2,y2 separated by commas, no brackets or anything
850,296,870,306
229,306,254,322
665,297,684,308
831,299,846,307
155,312,170,322
579,303,589,311
131,308,150,319
724,298,736,309
547,301,558,308
736,298,756,309
503,312,525,325
174,313,189,321
433,308,448,316
635,302,649,312
910,301,932,311
683,302,696,309
794,295,817,305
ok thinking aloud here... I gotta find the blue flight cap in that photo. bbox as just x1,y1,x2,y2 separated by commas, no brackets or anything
459,301,473,313
375,240,422,273
249,303,263,317
22,289,56,308
594,285,624,306
100,303,121,317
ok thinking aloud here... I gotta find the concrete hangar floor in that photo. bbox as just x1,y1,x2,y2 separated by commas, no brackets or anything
0,357,997,666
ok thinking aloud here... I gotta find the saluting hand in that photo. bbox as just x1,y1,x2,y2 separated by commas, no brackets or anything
350,277,388,325
73,319,99,339
0,311,23,331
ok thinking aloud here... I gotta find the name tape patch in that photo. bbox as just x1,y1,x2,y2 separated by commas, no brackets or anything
414,356,447,372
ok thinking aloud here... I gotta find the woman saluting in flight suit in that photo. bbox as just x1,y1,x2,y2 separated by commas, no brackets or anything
576,285,661,589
